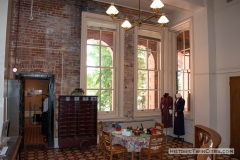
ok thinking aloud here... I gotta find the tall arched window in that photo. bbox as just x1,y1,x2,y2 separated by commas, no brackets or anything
176,30,190,111
81,12,124,118
86,29,114,111
135,28,162,114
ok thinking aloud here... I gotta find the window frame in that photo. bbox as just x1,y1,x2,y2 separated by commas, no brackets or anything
170,18,194,119
133,26,163,117
80,12,124,119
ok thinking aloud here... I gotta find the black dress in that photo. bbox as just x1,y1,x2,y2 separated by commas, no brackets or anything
173,98,185,136
42,97,49,137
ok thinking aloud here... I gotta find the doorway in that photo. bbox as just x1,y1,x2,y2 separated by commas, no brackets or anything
24,78,49,149
17,71,55,149
230,76,240,158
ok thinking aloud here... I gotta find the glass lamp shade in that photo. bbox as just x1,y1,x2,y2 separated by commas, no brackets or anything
121,19,132,29
158,13,169,23
106,3,119,15
150,0,164,9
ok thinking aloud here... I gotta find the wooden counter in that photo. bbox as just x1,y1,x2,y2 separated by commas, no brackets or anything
0,136,22,160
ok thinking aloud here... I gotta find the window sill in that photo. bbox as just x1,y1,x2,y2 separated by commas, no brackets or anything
134,111,161,117
98,115,126,121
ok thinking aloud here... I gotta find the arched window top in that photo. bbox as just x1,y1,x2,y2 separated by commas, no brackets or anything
177,30,190,51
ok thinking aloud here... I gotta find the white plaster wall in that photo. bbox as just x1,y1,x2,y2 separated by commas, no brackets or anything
168,9,194,27
214,0,240,148
194,75,210,126
215,1,240,70
0,0,10,135
216,74,229,147
192,6,212,127
193,8,210,75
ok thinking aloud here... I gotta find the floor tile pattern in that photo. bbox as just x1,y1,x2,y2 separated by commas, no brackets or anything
21,136,239,160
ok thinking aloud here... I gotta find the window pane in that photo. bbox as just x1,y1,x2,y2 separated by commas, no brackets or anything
87,29,100,44
101,68,112,89
87,45,99,66
178,51,184,70
182,91,190,111
148,52,157,70
177,32,184,51
100,90,113,111
188,70,191,90
86,89,98,95
149,90,157,109
177,71,183,90
185,30,190,49
185,50,190,69
183,71,189,90
138,38,147,50
102,31,113,46
101,46,113,67
138,70,147,89
87,68,100,89
87,89,100,110
137,90,146,110
148,40,157,52
138,50,147,69
154,90,159,109
149,71,158,89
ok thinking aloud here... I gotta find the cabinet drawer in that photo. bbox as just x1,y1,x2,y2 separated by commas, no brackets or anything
58,95,97,149
58,116,78,121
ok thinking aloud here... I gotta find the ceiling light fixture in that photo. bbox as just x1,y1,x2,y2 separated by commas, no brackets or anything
106,0,169,31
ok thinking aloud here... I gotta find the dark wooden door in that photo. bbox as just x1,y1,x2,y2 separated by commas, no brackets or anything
230,76,240,158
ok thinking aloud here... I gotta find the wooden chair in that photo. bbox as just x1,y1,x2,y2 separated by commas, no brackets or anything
102,130,127,160
139,133,165,160
154,121,164,134
195,125,222,160
97,121,104,151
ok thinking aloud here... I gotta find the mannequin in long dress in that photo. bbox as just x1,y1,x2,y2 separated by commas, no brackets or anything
173,93,185,141
160,93,173,128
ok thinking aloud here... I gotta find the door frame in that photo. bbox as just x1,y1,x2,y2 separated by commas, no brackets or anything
16,71,55,148
226,72,240,149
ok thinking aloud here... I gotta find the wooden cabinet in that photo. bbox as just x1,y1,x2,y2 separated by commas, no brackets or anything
58,95,97,148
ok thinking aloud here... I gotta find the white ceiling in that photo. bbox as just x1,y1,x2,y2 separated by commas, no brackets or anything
94,0,204,16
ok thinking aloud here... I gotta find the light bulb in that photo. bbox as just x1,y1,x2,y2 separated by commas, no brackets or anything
13,68,17,72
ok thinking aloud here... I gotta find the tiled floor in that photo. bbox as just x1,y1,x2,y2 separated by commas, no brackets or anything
22,117,239,159
24,125,45,145
21,136,239,160
24,117,47,150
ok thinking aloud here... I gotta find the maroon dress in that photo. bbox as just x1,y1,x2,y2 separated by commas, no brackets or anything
160,95,173,128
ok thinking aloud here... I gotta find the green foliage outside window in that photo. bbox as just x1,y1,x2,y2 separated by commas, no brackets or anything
86,41,113,112
137,47,147,110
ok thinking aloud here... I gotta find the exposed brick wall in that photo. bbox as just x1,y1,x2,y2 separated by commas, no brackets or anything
9,0,159,139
